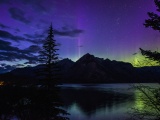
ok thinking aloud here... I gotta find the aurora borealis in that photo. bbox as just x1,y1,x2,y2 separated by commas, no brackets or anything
0,0,160,72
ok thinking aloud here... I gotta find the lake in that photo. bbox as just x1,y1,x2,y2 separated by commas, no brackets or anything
0,83,158,120
59,83,158,120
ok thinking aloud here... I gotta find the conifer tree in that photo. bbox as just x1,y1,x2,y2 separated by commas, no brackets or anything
39,24,59,89
38,24,70,120
144,0,160,31
140,0,160,62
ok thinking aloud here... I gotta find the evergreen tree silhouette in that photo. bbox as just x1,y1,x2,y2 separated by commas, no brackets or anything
39,24,59,89
140,0,160,62
139,48,160,63
37,24,69,119
144,0,160,31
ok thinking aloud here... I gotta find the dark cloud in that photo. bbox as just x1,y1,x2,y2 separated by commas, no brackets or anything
0,51,38,63
0,30,25,41
5,64,16,69
21,0,47,12
0,39,19,51
0,64,25,73
0,39,40,55
0,39,39,64
15,28,20,32
0,40,40,73
0,30,13,39
0,0,47,12
54,29,84,37
38,26,84,38
15,64,25,67
42,25,84,37
0,23,20,34
23,32,46,44
24,45,41,53
24,34,36,38
0,64,16,73
0,63,6,67
0,30,41,44
0,23,10,29
24,61,37,64
9,7,30,24
24,33,45,39
24,38,44,44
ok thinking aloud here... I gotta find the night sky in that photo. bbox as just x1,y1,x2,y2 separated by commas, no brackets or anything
0,0,159,72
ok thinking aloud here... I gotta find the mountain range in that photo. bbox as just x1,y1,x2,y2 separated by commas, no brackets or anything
0,53,160,85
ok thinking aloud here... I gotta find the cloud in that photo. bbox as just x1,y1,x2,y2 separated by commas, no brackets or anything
35,26,84,38
0,0,47,13
24,34,37,39
24,33,45,39
9,7,31,24
24,45,41,53
41,25,84,37
0,23,10,29
0,64,16,73
19,0,47,14
15,28,20,32
15,64,25,67
24,61,37,64
0,40,41,73
0,63,25,73
0,30,41,43
0,40,39,63
54,29,84,37
0,23,21,33
0,51,38,62
0,30,25,41
0,27,84,45
2,0,54,13
0,39,19,51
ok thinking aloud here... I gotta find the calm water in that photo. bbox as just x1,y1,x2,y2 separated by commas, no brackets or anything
59,83,158,120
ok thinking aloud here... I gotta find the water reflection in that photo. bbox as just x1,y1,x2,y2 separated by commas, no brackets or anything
60,84,135,120
134,89,145,111
0,84,157,120
130,86,160,120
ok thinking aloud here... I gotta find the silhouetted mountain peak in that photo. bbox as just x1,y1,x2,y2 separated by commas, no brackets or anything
77,53,104,64
80,53,94,60
58,58,74,70
59,58,74,64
